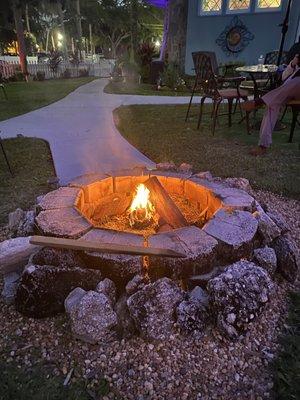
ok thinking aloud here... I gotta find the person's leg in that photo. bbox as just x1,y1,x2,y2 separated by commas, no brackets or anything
259,78,300,147
250,78,300,154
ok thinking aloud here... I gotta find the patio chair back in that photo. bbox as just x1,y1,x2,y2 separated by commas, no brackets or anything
192,52,219,99
192,51,219,75
265,50,288,65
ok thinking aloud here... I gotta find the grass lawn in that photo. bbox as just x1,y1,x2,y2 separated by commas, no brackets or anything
114,104,300,199
0,137,55,226
104,80,191,96
0,77,94,121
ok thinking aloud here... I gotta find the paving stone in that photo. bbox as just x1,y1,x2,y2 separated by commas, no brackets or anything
38,187,81,210
36,208,91,238
203,209,258,260
213,187,255,212
148,226,219,278
80,229,143,286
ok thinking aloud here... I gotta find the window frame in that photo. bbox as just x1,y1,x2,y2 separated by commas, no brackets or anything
226,0,251,14
199,0,223,16
255,0,283,13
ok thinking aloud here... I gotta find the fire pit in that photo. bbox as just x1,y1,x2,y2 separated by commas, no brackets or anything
35,167,260,284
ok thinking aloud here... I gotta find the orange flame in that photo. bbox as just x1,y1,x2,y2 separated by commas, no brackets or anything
128,184,155,227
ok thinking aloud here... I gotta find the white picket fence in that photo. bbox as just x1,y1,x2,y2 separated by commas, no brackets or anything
0,59,115,80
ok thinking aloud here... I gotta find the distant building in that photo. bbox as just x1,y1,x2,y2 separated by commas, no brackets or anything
165,0,300,73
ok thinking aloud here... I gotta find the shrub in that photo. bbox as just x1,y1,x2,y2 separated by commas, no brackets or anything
61,68,71,79
9,71,25,82
137,42,156,82
34,71,46,81
160,63,181,90
78,68,89,77
49,51,62,74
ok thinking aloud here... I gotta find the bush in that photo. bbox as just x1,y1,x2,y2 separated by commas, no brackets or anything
61,68,71,79
159,63,181,90
78,68,89,77
137,42,156,83
49,51,62,74
34,71,46,81
9,71,25,82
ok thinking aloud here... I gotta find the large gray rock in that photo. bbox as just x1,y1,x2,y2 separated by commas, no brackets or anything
203,210,258,261
67,290,118,344
1,272,21,304
15,264,102,318
65,287,87,314
127,278,184,340
224,177,251,193
253,206,281,245
177,287,210,335
125,274,146,296
115,294,136,339
266,211,289,234
253,247,277,277
272,236,299,282
96,279,116,305
208,261,274,339
8,209,35,236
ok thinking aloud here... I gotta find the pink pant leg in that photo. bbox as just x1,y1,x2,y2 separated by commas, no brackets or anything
259,77,300,147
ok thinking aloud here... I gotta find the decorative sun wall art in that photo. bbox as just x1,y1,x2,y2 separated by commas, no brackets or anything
216,16,255,56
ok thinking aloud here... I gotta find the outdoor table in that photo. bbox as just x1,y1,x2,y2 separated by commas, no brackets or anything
236,64,278,99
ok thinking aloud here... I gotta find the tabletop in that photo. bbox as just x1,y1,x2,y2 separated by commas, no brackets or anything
236,64,277,74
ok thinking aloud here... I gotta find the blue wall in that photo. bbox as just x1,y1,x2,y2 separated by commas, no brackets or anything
185,0,300,74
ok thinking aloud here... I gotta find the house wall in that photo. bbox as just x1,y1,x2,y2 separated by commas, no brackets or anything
185,0,300,74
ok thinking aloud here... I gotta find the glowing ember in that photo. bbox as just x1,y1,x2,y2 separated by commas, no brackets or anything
128,184,155,227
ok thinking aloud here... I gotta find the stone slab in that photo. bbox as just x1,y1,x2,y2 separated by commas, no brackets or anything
148,226,219,277
80,229,143,285
38,187,81,210
36,208,91,238
203,209,258,260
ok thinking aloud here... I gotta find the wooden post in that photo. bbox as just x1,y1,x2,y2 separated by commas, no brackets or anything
144,176,188,229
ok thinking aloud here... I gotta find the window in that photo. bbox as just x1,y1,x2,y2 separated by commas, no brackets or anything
200,0,222,15
227,0,251,13
256,0,282,11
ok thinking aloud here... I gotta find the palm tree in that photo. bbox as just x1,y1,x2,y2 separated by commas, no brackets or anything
10,0,28,76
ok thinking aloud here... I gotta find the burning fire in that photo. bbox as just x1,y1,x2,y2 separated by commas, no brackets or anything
128,184,155,227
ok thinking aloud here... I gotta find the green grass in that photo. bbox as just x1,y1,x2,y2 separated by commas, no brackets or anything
0,361,109,400
104,80,191,96
272,291,300,400
0,137,55,225
0,77,94,121
114,104,300,198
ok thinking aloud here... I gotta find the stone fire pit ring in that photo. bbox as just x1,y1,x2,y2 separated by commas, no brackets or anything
36,168,266,284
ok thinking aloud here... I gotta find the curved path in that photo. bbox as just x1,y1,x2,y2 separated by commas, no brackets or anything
0,79,197,185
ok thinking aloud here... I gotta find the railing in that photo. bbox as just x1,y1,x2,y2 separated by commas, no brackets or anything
0,59,115,80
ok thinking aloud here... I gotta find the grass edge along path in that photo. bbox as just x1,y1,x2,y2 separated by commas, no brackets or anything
0,77,94,121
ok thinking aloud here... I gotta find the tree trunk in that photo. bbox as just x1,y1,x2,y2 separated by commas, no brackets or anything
12,0,28,77
25,3,31,32
130,0,138,61
160,0,170,61
74,0,83,60
46,29,50,53
57,0,68,60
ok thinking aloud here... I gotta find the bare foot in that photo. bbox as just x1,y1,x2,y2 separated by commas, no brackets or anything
250,146,267,156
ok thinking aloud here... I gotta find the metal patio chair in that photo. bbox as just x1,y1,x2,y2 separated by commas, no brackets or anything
186,52,248,135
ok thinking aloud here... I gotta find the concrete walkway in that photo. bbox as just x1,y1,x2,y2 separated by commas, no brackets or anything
0,79,197,185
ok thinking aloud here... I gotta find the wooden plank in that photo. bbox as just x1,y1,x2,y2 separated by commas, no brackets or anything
144,176,188,229
30,235,186,258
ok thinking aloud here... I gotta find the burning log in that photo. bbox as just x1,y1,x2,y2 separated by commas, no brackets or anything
144,176,188,229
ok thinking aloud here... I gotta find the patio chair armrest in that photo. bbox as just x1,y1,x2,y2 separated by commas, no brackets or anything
218,76,246,84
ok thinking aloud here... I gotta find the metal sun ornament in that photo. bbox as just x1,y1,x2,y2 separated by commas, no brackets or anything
216,16,255,57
